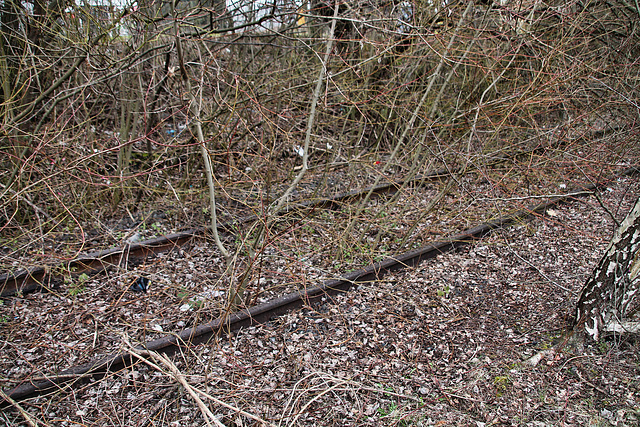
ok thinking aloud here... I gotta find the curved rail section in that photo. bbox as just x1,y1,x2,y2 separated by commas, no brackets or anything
2,182,610,406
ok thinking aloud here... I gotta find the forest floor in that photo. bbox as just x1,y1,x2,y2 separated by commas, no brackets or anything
1,167,640,426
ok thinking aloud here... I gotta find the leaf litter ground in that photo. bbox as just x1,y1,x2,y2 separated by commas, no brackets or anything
1,174,640,426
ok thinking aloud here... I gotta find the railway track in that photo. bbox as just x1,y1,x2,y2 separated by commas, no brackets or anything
5,165,639,406
0,168,452,298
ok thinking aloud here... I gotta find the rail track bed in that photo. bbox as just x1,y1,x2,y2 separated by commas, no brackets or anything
0,167,454,298
1,169,640,425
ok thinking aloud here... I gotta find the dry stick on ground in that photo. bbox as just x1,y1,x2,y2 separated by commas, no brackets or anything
281,370,426,427
126,345,221,427
285,374,349,427
0,389,40,427
341,2,474,250
126,344,274,427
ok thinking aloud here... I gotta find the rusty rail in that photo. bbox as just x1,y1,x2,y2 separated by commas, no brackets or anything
3,166,639,405
1,184,601,405
0,169,452,298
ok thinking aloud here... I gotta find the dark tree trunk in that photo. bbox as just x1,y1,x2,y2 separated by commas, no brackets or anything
573,195,640,341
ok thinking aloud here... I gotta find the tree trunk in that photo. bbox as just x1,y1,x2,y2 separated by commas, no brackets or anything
573,195,640,341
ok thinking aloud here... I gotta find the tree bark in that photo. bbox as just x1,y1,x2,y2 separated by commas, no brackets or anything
573,195,640,341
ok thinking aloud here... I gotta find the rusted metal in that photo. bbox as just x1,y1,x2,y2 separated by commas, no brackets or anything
0,169,451,298
3,166,639,405
0,229,203,298
0,184,599,405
